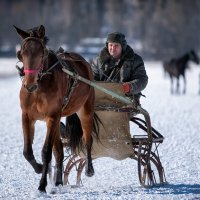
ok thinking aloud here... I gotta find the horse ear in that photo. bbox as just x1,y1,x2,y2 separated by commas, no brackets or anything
38,25,45,39
13,25,29,39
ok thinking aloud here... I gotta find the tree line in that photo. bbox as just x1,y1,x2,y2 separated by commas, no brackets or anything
0,0,200,59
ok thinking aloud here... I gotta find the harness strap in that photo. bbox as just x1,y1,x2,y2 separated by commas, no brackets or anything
62,75,78,111
55,51,79,110
39,60,60,79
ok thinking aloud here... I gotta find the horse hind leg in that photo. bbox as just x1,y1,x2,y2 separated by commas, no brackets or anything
78,110,95,177
170,76,174,94
52,129,64,186
84,134,94,177
182,74,186,94
64,112,94,176
176,77,180,94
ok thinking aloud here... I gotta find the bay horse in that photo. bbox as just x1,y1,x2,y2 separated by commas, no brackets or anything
163,50,199,94
14,25,100,192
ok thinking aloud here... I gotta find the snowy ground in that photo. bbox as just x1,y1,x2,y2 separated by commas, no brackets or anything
0,58,200,200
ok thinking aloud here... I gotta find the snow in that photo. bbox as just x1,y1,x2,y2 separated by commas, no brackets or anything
0,58,200,199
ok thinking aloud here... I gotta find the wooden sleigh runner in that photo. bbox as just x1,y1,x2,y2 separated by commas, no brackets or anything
50,81,167,188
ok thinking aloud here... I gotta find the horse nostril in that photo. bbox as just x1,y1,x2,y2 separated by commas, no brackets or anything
29,84,38,92
24,84,38,93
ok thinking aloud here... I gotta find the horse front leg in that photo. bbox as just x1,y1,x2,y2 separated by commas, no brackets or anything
176,77,180,94
22,113,42,174
38,117,60,192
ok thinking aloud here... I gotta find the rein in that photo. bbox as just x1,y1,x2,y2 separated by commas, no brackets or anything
39,60,60,79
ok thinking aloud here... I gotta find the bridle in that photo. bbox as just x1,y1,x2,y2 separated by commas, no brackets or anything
20,37,47,77
18,37,61,93
18,38,79,94
19,37,61,80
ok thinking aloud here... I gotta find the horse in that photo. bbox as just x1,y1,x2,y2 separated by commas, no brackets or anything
163,50,199,94
14,25,100,192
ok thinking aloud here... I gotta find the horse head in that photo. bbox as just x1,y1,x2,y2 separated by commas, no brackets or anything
189,50,199,65
14,25,48,92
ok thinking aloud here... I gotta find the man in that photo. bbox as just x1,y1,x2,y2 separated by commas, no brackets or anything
91,32,148,103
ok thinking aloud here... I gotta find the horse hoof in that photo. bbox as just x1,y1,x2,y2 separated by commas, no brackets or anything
85,168,94,177
35,164,43,174
55,181,63,187
38,186,46,193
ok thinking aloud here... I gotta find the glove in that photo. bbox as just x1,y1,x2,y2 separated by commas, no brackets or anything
122,82,131,94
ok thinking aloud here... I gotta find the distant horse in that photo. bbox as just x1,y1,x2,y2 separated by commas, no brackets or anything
163,50,199,94
14,25,100,192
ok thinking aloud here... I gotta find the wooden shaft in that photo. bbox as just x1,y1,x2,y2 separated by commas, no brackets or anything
62,68,134,105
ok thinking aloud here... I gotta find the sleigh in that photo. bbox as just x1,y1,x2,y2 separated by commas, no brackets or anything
58,81,167,187
15,26,166,192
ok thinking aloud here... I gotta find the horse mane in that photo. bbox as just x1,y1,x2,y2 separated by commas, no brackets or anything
65,52,88,62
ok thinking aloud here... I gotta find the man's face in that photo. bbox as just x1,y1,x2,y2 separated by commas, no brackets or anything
108,42,122,59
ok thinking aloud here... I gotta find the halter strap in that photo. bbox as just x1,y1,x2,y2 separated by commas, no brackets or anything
21,37,46,49
24,69,40,75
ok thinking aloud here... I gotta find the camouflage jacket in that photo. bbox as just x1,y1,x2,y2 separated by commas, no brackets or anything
91,45,148,94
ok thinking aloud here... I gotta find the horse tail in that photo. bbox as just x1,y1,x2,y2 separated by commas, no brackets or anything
65,113,83,153
92,112,102,142
65,112,102,153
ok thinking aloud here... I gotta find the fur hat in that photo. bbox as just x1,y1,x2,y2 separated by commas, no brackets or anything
106,32,127,51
